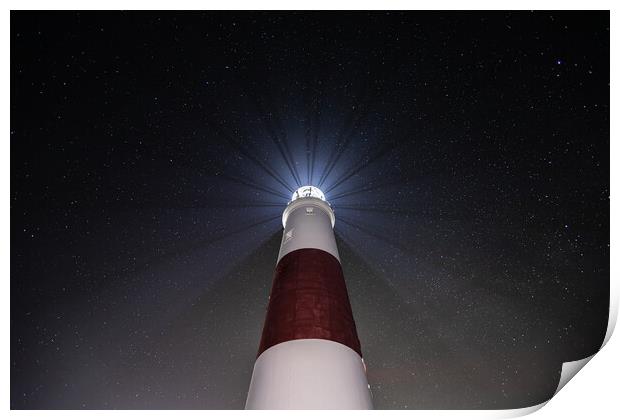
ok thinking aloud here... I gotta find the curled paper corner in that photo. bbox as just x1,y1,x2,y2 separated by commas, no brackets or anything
549,300,617,398
494,300,617,419
553,355,595,397
489,357,594,419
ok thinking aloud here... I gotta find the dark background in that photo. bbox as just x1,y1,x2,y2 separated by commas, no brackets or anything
11,11,609,409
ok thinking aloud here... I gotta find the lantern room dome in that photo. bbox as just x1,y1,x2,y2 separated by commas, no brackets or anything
290,185,326,202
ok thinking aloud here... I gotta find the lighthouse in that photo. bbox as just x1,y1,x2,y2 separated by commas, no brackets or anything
245,186,373,409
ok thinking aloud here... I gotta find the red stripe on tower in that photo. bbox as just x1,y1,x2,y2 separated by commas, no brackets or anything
258,248,362,357
246,186,373,409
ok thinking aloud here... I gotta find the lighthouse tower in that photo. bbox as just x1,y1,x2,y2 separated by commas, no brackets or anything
245,186,373,409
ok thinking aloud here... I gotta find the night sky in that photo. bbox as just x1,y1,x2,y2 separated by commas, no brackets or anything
11,11,609,409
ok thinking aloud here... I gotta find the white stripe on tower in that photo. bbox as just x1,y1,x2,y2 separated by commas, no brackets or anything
246,186,373,409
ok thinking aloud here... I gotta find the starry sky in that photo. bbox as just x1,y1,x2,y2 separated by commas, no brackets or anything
11,11,609,409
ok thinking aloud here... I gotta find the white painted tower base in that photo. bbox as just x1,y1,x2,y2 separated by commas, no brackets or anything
246,339,373,409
